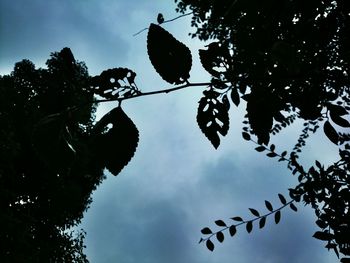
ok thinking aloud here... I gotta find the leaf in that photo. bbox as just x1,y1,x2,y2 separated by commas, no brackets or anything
255,146,266,152
313,231,333,241
242,132,251,141
278,194,287,205
91,107,139,176
231,216,243,222
265,200,273,212
201,227,213,235
274,211,281,224
91,68,141,99
147,23,192,84
206,239,215,251
197,91,229,149
249,208,260,217
315,219,328,229
259,217,266,229
323,120,339,145
199,42,230,78
215,220,227,227
229,225,237,236
267,152,278,157
222,94,230,110
246,221,253,233
330,111,350,127
290,203,298,212
270,144,275,151
230,88,240,106
216,231,224,243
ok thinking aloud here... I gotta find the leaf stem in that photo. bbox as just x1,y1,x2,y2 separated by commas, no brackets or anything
200,199,295,243
133,12,193,37
95,81,211,103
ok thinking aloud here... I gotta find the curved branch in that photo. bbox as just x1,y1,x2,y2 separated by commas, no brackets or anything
133,12,193,37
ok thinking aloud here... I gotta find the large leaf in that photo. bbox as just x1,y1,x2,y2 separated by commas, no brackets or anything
147,23,192,84
91,107,139,176
323,120,339,145
197,89,229,149
91,68,141,99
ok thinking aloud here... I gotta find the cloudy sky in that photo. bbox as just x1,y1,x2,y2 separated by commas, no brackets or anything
0,1,340,262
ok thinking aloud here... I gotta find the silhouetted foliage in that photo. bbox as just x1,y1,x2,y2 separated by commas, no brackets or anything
175,0,350,260
0,49,104,262
2,0,350,261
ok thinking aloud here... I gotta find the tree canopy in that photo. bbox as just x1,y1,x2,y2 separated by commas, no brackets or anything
1,0,350,262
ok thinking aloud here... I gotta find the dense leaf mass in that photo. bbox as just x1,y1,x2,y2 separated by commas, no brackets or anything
0,49,104,262
175,0,350,260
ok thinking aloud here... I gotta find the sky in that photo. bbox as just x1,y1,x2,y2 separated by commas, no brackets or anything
0,1,341,262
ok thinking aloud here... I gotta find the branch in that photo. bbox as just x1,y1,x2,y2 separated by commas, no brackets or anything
133,12,193,37
95,81,211,104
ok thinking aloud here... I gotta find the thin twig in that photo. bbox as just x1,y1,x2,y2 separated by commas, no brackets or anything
132,12,193,37
95,81,210,104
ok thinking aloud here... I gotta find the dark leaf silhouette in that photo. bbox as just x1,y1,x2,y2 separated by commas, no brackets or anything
91,68,140,99
198,42,230,78
242,132,250,141
231,216,243,222
275,211,281,224
197,89,229,149
201,227,212,235
313,231,334,241
316,219,328,229
215,220,227,227
330,111,350,128
265,200,273,212
290,203,298,212
246,221,253,233
323,121,339,145
147,23,192,84
278,194,287,205
216,231,224,243
249,208,260,217
267,152,278,158
255,146,266,152
229,225,237,236
206,239,215,251
230,88,240,107
259,217,266,229
91,107,139,176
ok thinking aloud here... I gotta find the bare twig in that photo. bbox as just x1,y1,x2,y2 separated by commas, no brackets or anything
133,12,193,37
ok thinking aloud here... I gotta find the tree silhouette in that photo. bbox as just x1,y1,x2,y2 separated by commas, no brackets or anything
0,49,104,262
1,0,350,262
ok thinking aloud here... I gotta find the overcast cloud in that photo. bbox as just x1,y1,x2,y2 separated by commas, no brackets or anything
0,1,339,262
